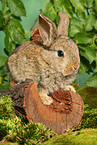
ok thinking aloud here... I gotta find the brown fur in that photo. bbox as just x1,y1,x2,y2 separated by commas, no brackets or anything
8,12,80,105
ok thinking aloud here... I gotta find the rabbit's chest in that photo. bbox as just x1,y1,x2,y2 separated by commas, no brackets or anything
39,71,76,94
39,72,65,89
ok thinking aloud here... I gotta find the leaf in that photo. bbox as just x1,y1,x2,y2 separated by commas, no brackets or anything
70,17,82,27
9,26,24,44
69,17,84,36
2,0,7,14
0,10,3,27
86,72,97,87
85,14,96,31
62,0,73,18
4,25,16,55
8,18,25,44
69,25,83,37
76,8,86,18
80,46,96,64
79,0,86,6
42,0,52,14
54,0,63,12
9,18,25,33
42,0,57,22
0,82,10,91
4,27,13,54
11,27,25,44
70,0,85,10
0,56,7,68
79,62,89,74
47,5,57,21
94,19,97,30
76,72,90,87
7,0,26,17
3,10,11,26
0,67,7,77
74,32,93,44
95,0,97,12
0,77,3,84
86,0,94,8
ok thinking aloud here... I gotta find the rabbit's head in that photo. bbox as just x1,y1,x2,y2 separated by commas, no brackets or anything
38,12,80,77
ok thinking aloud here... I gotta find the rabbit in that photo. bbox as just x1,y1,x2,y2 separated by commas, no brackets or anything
8,12,80,105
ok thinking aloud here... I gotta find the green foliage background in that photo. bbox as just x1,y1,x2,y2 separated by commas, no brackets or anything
0,0,46,90
0,0,97,89
42,0,97,87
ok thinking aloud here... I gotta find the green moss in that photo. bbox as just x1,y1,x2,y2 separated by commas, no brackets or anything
75,107,97,130
75,86,97,130
10,122,55,145
0,96,15,119
0,143,18,145
0,96,55,144
0,109,24,140
77,86,97,109
0,96,17,140
41,129,97,145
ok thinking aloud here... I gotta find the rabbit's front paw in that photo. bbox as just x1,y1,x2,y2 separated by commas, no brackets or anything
40,94,53,105
64,85,76,92
38,87,53,105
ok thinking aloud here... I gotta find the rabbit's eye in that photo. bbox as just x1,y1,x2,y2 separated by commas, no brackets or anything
57,50,64,57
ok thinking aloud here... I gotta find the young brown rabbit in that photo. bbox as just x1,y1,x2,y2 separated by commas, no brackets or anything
8,12,80,105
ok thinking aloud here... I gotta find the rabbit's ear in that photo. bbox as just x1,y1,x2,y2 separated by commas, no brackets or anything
39,14,57,47
58,12,69,37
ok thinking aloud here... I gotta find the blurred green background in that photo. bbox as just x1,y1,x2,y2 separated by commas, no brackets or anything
0,0,46,56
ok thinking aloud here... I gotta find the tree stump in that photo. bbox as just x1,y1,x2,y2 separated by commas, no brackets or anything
0,80,84,134
24,81,84,134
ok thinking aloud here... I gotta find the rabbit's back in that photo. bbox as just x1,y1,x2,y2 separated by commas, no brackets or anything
8,41,44,82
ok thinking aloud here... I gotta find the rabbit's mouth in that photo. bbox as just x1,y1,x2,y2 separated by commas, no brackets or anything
63,65,79,77
72,65,79,74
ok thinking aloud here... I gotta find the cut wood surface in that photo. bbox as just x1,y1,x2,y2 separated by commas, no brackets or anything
0,80,84,134
24,81,84,134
